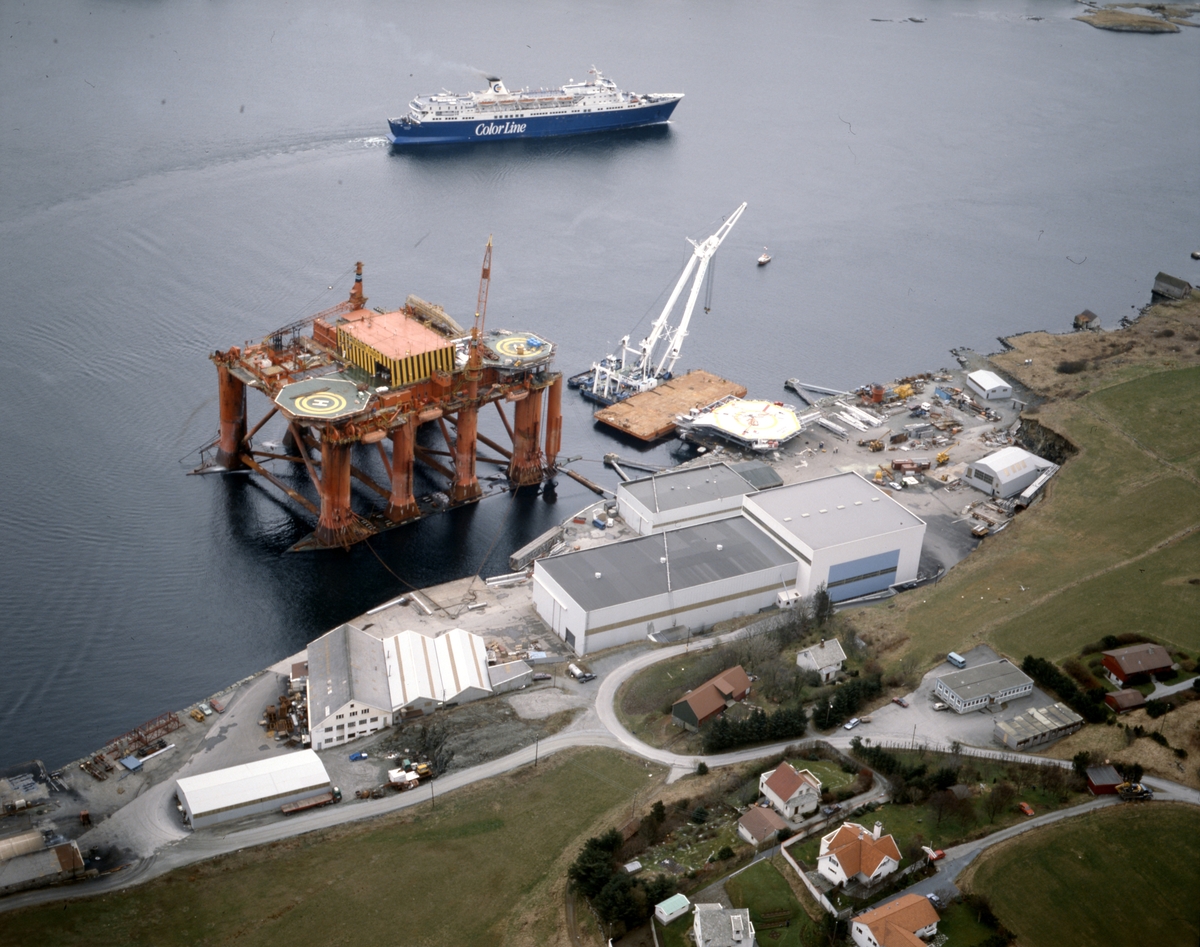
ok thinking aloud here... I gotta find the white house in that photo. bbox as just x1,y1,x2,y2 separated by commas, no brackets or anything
796,638,847,683
817,822,901,887
964,446,1055,500
307,624,394,751
851,893,940,947
694,903,756,947
742,473,926,604
655,892,691,925
965,370,1013,401
759,763,821,820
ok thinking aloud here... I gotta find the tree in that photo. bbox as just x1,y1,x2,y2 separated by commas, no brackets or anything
983,781,1016,823
696,761,709,776
643,873,675,907
691,806,709,824
716,845,735,861
813,583,834,626
1072,751,1093,778
929,790,954,828
593,873,636,927
650,800,666,825
568,843,616,899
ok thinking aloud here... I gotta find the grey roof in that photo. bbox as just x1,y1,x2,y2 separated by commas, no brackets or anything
995,702,1082,742
797,638,847,670
729,460,784,490
307,624,391,719
938,659,1032,701
537,516,796,612
694,904,753,947
1086,764,1122,786
621,462,758,514
488,660,532,686
743,472,925,551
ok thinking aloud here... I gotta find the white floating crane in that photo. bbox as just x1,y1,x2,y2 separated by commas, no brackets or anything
582,202,746,404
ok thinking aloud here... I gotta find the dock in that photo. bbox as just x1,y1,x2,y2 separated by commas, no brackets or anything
593,370,748,441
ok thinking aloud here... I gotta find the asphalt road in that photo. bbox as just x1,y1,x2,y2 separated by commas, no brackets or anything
3,621,1197,915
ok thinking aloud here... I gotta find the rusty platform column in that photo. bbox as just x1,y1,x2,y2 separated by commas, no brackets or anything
386,421,420,523
315,437,354,546
451,405,482,502
508,387,545,487
544,375,563,471
215,357,246,470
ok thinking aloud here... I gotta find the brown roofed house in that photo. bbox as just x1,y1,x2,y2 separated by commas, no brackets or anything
738,806,788,846
1101,644,1172,686
817,822,902,888
671,665,752,731
851,893,940,947
1104,689,1146,714
759,763,821,820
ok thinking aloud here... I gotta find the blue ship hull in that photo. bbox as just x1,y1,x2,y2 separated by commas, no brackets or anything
388,99,679,146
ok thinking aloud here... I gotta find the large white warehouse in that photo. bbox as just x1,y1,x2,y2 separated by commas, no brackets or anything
743,472,926,602
533,515,798,655
175,750,331,829
617,462,765,535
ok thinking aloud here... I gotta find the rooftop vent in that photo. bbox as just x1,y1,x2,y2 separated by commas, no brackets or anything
595,572,602,579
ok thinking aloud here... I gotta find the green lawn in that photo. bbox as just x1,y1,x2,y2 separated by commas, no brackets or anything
0,748,657,947
1087,366,1200,468
724,859,815,946
935,899,1003,946
966,803,1200,947
790,759,855,793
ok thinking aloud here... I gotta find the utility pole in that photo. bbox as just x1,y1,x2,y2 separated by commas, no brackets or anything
430,779,435,812
535,733,540,767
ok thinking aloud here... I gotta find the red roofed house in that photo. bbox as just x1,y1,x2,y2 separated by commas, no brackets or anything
671,665,752,731
738,806,788,846
1104,689,1146,714
818,822,902,888
758,763,821,820
851,893,940,947
1101,644,1172,686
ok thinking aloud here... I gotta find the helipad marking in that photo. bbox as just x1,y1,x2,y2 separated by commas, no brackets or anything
294,391,349,415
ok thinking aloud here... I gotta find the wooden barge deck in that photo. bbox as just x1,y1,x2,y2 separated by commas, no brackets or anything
594,370,747,441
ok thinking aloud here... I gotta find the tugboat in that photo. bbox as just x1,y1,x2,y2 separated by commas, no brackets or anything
757,247,771,266
388,68,683,146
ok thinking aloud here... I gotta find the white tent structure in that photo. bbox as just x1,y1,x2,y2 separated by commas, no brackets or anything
384,628,492,715
175,750,331,829
966,370,1012,401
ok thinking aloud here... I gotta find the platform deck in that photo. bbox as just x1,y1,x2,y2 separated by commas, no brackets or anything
594,370,747,441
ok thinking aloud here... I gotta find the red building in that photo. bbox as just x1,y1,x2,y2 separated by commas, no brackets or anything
1101,644,1172,685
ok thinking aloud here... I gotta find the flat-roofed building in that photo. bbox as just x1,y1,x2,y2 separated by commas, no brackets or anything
307,624,394,751
0,840,88,896
934,659,1033,714
175,750,332,829
533,516,798,656
742,472,925,603
616,462,764,535
694,903,756,947
993,702,1083,750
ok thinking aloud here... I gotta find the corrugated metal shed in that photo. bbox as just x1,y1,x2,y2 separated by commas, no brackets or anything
993,702,1083,749
384,628,492,710
175,750,331,828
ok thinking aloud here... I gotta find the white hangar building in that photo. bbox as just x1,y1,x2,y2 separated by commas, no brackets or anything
175,750,331,829
383,627,493,716
307,624,394,751
966,370,1013,401
533,515,799,655
964,446,1056,500
742,472,926,603
616,461,778,535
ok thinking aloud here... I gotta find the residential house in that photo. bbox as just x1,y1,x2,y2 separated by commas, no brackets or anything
655,892,691,926
671,666,752,731
694,903,755,947
759,763,821,820
1104,689,1146,714
851,893,940,947
796,638,847,683
817,822,901,888
737,806,788,846
1100,644,1172,686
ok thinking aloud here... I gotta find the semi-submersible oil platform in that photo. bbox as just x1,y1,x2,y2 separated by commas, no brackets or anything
195,244,563,550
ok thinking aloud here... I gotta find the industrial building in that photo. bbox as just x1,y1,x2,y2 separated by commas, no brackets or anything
0,839,89,896
742,472,926,603
934,660,1033,714
307,624,394,751
383,627,493,715
533,516,798,655
993,702,1083,750
616,462,767,535
965,370,1013,401
175,750,332,829
963,446,1056,500
487,659,534,694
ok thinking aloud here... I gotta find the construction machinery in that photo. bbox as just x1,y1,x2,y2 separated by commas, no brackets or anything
1117,781,1153,801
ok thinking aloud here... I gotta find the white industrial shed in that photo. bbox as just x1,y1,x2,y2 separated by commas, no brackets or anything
616,462,763,535
533,515,798,656
175,750,331,829
965,446,1055,499
383,628,492,715
307,624,394,751
965,370,1013,401
742,473,926,603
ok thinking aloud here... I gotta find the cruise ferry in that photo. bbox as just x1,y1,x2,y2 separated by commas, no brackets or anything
387,68,683,145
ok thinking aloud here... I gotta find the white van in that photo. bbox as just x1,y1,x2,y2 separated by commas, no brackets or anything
947,652,967,669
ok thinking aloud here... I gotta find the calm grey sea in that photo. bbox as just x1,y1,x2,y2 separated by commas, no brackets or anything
0,0,1196,768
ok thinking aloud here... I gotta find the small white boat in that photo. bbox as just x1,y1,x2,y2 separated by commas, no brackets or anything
757,247,771,266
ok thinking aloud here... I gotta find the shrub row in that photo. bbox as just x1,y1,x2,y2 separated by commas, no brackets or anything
1021,655,1110,723
703,706,807,753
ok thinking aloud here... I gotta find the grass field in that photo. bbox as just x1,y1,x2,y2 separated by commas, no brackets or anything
724,859,815,946
963,803,1200,947
789,758,854,793
851,352,1200,669
0,749,659,947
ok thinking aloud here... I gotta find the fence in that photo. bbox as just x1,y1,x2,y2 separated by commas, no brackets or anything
863,739,1073,770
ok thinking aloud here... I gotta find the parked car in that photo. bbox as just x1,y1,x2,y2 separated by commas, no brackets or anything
1018,802,1035,817
198,702,213,716
892,697,909,708
923,846,946,861
349,752,369,761
821,804,843,816
932,702,949,712
926,893,944,909
843,717,861,731
531,672,552,681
